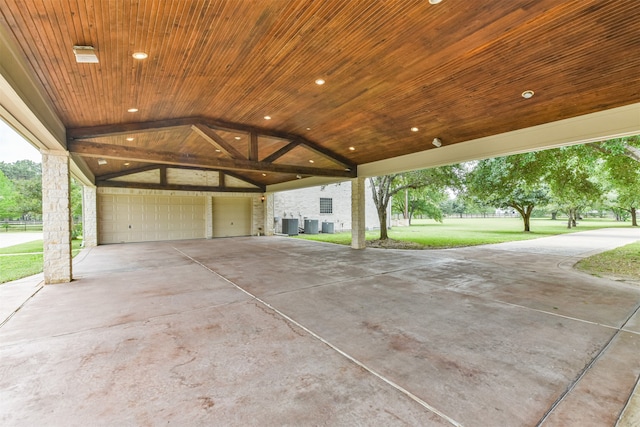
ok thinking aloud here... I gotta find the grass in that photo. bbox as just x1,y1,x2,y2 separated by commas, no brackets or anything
0,240,84,284
576,241,640,282
296,217,634,248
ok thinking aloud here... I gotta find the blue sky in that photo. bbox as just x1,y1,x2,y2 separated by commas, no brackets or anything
0,119,41,163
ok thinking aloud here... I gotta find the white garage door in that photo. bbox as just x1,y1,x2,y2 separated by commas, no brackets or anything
99,194,205,244
212,197,252,238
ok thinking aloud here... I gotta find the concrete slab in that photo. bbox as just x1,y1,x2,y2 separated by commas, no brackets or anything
0,274,43,326
542,331,640,426
1,228,639,425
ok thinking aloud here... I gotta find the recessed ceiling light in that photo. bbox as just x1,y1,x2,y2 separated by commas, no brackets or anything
264,115,271,120
132,52,148,60
432,137,442,147
97,158,107,165
429,0,443,4
128,108,138,113
411,127,419,132
234,136,241,140
306,127,311,131
309,159,315,163
262,173,267,177
315,78,325,85
215,149,221,153
521,90,535,99
348,146,355,151
124,162,130,166
126,137,134,141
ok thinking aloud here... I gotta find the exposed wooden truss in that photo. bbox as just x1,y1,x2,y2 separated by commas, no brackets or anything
67,118,356,188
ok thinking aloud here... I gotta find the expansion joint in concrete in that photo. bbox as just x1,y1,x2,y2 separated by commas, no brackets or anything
171,245,463,427
536,302,640,426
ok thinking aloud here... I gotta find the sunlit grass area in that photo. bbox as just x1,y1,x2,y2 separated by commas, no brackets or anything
0,240,83,284
576,241,640,282
296,217,633,248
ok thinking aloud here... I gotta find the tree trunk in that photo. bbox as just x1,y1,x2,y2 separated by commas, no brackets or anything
632,207,638,226
551,211,557,220
567,209,573,229
572,210,577,227
523,213,531,232
378,207,389,240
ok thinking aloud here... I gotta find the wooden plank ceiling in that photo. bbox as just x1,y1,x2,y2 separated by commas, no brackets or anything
1,0,639,190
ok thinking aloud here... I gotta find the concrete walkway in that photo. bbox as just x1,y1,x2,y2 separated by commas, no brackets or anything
0,231,43,249
0,228,639,426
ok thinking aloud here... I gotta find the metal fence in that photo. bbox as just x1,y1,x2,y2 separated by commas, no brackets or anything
1,221,43,232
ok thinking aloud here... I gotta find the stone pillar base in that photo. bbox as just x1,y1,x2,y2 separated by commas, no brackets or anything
42,151,72,284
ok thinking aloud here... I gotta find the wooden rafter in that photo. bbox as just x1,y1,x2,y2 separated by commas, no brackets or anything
69,140,355,178
98,180,263,193
261,141,300,163
67,117,356,171
95,165,160,181
95,164,266,190
190,124,246,159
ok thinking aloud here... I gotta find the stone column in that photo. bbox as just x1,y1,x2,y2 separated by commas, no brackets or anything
82,185,97,247
351,177,366,249
42,151,72,284
204,196,213,239
263,193,275,236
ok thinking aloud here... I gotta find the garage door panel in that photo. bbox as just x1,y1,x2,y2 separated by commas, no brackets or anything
99,193,205,244
212,197,252,238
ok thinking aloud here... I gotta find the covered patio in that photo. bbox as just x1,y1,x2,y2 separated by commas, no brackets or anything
2,229,639,425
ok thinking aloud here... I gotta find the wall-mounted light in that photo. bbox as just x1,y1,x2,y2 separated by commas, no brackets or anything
432,138,442,148
261,195,265,203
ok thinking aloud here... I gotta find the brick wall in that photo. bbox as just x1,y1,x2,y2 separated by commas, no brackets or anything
272,180,383,233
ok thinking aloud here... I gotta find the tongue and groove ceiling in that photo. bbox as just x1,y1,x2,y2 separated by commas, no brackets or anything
0,0,638,191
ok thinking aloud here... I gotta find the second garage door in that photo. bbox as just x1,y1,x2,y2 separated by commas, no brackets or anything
212,197,252,237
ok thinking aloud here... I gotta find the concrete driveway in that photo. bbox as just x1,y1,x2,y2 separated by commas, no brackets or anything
1,228,639,426
0,231,42,249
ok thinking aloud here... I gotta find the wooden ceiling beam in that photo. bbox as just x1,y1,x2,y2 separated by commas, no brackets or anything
296,139,354,169
67,117,355,169
191,124,246,159
261,141,300,163
95,164,265,190
98,180,263,193
95,164,160,181
69,140,355,178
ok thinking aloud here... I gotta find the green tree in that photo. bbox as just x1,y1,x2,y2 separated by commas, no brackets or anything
0,160,41,180
600,143,640,226
539,145,603,228
0,170,19,220
392,187,448,224
369,166,461,240
466,154,549,232
13,178,42,220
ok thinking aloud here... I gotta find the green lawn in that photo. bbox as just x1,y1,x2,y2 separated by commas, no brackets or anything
296,217,633,248
576,241,640,281
0,240,83,284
